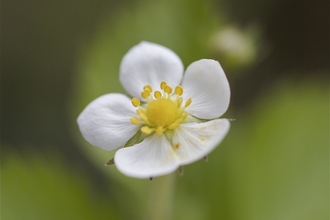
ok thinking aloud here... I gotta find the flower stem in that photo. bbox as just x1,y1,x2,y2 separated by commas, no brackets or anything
147,173,175,220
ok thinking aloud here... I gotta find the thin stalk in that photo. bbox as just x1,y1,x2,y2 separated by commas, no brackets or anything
147,173,176,220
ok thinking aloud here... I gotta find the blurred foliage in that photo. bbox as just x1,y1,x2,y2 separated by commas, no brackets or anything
2,152,121,219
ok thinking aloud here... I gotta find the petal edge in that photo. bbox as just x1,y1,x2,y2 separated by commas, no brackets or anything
120,42,184,99
172,119,230,165
182,59,230,119
114,134,180,178
77,93,139,150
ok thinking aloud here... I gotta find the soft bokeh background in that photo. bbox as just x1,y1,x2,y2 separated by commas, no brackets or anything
2,0,329,219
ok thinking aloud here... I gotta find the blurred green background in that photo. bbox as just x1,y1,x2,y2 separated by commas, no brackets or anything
2,0,329,219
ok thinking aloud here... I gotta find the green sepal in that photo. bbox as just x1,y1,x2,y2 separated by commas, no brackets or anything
123,130,147,148
104,130,147,166
104,158,114,166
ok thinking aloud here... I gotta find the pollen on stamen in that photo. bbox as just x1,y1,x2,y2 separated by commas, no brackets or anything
185,98,192,107
154,91,162,99
141,90,150,99
164,85,172,94
143,84,152,92
132,98,140,107
175,86,183,96
141,126,153,134
160,81,167,90
131,82,193,136
130,117,140,125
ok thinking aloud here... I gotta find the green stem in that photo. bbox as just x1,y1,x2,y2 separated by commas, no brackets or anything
147,173,176,220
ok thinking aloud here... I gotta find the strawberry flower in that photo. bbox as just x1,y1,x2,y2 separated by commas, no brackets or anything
77,42,231,178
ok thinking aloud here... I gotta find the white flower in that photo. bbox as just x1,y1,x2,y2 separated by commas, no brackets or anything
77,42,231,178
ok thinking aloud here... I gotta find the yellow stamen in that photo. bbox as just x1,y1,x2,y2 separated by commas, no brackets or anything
175,86,183,96
182,113,188,121
130,117,140,125
137,109,148,122
160,81,167,90
131,98,140,107
130,82,193,135
154,91,162,99
141,90,150,99
141,126,153,134
164,85,172,94
185,98,192,107
167,118,182,129
143,84,152,92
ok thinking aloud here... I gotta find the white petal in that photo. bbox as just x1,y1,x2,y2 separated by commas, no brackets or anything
77,93,139,150
120,42,184,99
114,134,180,178
172,119,230,165
182,59,230,119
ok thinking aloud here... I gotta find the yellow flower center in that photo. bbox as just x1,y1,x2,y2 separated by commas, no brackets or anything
146,98,178,127
130,81,192,135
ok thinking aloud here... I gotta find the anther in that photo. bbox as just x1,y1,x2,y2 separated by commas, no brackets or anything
141,126,153,134
131,82,192,135
130,117,140,125
131,98,140,107
185,98,192,107
174,86,183,96
164,85,172,94
154,91,162,99
143,84,152,92
160,81,167,90
141,90,150,99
